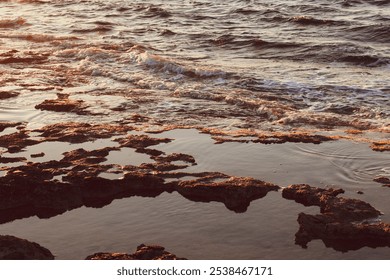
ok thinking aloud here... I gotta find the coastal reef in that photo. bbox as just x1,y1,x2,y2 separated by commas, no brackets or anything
86,244,186,260
282,184,390,251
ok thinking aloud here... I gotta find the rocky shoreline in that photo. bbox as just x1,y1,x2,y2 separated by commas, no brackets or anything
0,235,184,260
0,121,389,259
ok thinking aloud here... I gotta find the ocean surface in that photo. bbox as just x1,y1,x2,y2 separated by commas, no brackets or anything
0,0,389,259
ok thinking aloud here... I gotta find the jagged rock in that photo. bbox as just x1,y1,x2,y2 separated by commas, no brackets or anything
85,244,186,260
0,131,40,153
0,235,54,260
282,184,389,251
114,134,172,149
34,122,133,143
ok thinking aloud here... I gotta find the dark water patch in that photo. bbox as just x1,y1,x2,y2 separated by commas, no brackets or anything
210,34,301,50
282,43,390,67
347,24,390,44
232,8,260,15
72,26,113,34
190,14,217,21
289,15,340,26
116,6,131,12
340,54,389,67
364,0,390,6
342,0,390,6
323,104,359,115
134,4,172,18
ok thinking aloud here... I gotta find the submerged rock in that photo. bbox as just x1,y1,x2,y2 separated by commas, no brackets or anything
0,235,54,260
282,184,389,251
35,94,90,115
86,244,186,260
374,176,390,187
371,140,390,152
0,91,20,100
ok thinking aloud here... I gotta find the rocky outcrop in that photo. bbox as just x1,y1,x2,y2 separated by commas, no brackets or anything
0,235,54,260
176,175,280,213
282,184,390,251
0,122,21,132
374,176,390,187
35,94,91,115
0,92,20,100
0,130,40,153
370,140,390,152
86,244,186,260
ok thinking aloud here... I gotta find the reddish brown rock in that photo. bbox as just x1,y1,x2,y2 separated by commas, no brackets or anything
0,91,20,100
115,134,172,149
374,176,390,187
254,132,334,145
0,122,21,132
35,94,90,115
0,54,48,64
31,152,45,158
282,184,380,222
34,122,133,143
86,244,186,260
0,130,40,153
371,140,390,152
152,153,196,164
0,235,54,260
176,176,280,212
296,213,390,251
0,156,26,164
282,184,389,251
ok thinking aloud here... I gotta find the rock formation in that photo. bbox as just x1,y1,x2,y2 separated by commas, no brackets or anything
86,244,186,260
0,235,54,260
282,184,390,251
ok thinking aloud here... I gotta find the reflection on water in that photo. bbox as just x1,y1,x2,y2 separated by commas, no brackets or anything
0,129,389,259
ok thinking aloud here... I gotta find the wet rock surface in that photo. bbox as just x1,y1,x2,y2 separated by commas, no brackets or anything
86,244,186,260
0,122,21,132
0,91,20,99
282,184,390,251
0,235,54,260
0,130,40,153
374,176,390,187
34,122,134,143
0,123,279,222
176,175,280,212
370,140,390,152
35,94,91,115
